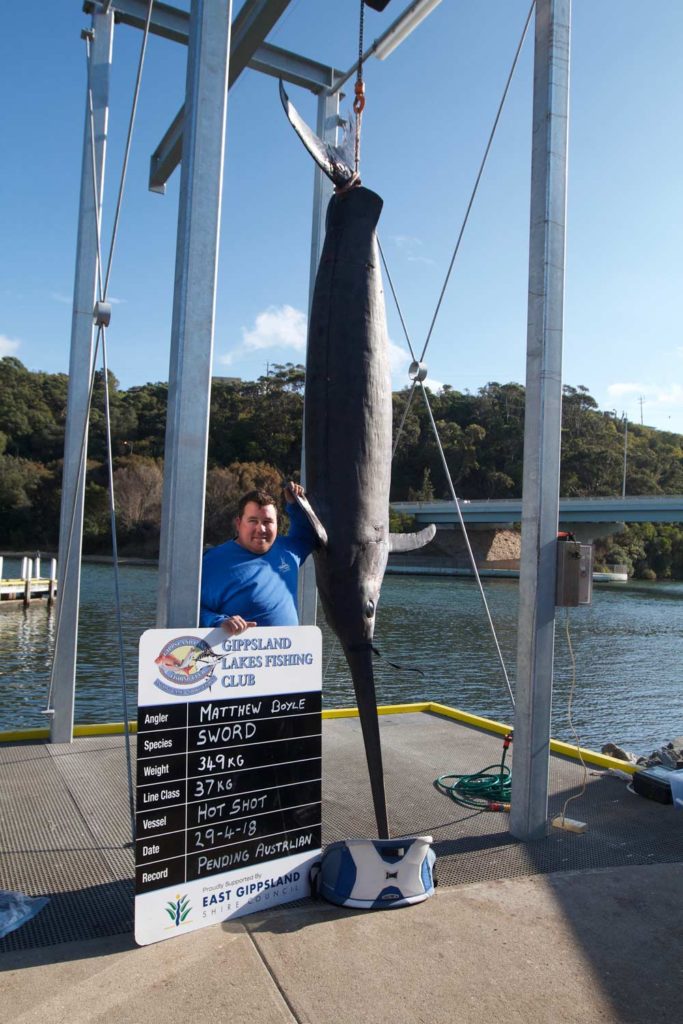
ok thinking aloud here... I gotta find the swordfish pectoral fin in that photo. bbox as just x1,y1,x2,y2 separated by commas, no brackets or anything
388,523,437,553
278,80,357,190
293,493,328,547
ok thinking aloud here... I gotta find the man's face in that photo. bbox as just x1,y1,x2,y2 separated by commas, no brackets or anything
235,501,278,555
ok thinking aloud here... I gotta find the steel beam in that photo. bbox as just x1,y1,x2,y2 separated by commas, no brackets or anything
150,40,337,192
298,89,341,626
510,0,572,842
148,1,296,190
156,0,232,628
249,42,340,91
51,10,114,743
83,1,189,44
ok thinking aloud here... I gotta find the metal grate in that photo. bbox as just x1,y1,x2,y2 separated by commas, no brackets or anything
1,713,681,950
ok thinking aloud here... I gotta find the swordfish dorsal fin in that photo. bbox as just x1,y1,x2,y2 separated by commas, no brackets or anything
278,80,357,190
388,523,437,554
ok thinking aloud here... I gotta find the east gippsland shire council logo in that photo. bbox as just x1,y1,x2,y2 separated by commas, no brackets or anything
165,893,192,929
153,635,218,697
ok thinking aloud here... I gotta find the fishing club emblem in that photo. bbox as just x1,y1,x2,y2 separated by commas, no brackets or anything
154,636,217,697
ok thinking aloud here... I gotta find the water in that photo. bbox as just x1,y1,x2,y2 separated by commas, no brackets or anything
1,557,681,756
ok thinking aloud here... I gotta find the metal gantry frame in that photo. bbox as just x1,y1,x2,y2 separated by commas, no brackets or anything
51,7,114,743
55,0,570,843
510,0,571,841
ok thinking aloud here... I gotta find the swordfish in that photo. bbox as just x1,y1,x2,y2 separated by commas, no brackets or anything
280,83,435,838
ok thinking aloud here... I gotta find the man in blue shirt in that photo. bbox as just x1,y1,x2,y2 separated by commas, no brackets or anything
200,482,317,635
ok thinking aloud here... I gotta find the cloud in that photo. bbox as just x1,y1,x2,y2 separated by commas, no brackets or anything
392,235,422,250
388,338,412,376
0,334,21,356
219,304,307,367
607,382,641,398
407,254,436,265
242,305,306,352
608,381,683,412
218,315,447,394
390,234,435,266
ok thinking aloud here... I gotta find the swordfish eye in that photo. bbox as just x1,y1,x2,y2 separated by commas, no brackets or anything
365,600,375,618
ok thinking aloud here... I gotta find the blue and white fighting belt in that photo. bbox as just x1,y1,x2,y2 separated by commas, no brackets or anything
310,836,437,909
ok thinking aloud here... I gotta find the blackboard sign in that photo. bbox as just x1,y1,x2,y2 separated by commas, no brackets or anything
134,626,322,946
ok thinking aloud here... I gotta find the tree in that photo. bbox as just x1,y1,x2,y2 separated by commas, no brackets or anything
204,461,283,546
113,458,163,531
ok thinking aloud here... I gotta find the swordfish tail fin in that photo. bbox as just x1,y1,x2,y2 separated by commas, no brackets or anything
278,80,357,190
344,644,390,839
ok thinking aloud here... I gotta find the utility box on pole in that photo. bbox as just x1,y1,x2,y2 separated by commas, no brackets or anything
556,539,593,606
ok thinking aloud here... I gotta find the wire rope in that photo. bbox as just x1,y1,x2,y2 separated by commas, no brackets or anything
379,241,517,707
93,1,156,841
101,330,137,833
103,0,155,297
374,6,537,709
44,30,109,717
418,381,516,710
557,609,588,823
381,226,516,706
46,6,156,843
378,236,418,365
418,0,535,364
391,380,418,460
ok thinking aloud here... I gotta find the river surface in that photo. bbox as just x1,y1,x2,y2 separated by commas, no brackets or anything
1,558,681,756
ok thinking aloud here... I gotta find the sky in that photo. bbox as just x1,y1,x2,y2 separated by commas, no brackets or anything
1,1,682,432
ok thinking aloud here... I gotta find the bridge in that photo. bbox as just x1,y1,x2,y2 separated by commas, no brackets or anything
392,496,683,527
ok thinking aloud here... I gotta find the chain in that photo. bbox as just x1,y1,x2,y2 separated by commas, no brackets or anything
354,0,366,174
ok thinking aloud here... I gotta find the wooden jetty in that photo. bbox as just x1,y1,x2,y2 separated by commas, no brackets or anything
0,556,57,607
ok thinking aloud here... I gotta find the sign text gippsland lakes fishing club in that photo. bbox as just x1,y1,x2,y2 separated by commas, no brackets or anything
134,627,322,946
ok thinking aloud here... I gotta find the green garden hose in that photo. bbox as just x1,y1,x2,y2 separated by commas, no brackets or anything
435,732,513,812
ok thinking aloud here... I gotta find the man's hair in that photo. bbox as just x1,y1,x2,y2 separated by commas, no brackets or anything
236,490,278,518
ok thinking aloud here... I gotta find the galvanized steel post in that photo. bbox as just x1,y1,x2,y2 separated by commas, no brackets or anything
157,0,233,627
51,10,114,743
510,0,571,840
298,89,340,626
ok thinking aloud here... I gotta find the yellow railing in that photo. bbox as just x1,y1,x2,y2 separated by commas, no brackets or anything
0,701,639,775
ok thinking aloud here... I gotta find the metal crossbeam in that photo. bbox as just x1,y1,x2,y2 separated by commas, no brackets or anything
150,41,339,192
249,42,340,92
82,0,190,45
84,3,315,189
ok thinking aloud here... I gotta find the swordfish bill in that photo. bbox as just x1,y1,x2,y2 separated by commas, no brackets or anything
280,82,436,839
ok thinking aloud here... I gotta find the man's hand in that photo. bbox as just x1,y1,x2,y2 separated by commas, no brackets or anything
221,615,257,636
283,480,305,504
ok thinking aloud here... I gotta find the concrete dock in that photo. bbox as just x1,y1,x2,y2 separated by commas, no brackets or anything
2,711,681,1022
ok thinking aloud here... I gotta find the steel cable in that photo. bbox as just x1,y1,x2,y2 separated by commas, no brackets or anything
376,6,536,709
418,0,535,364
379,250,516,708
417,381,516,710
46,5,156,842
